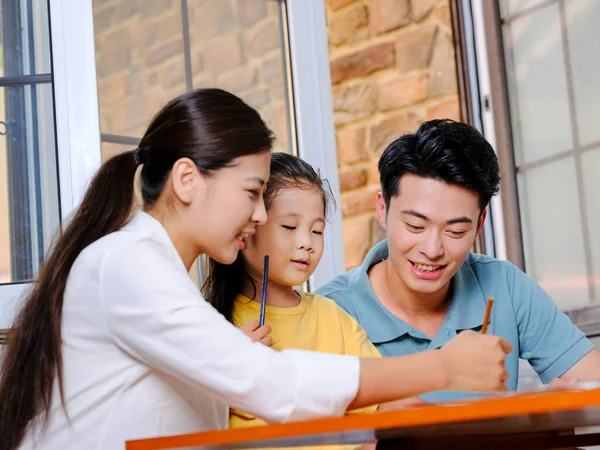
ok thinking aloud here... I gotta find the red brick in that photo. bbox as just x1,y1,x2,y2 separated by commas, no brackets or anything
330,41,395,85
93,5,116,34
160,62,186,88
262,56,283,83
341,186,379,216
411,0,440,22
369,0,411,35
336,125,368,164
203,34,243,74
434,2,452,29
145,40,182,67
142,12,180,48
260,102,289,147
339,167,368,191
127,68,144,95
218,66,258,93
329,3,369,47
427,98,461,121
396,25,437,73
245,18,279,57
332,82,377,124
377,73,429,111
428,32,458,97
328,0,359,11
123,97,152,132
189,0,235,41
139,0,172,19
237,0,268,27
192,72,217,89
343,216,373,269
96,29,131,77
98,73,127,106
367,163,380,185
369,111,424,154
243,88,270,109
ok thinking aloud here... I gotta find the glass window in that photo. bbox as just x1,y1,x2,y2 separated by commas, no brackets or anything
0,0,59,284
92,0,297,285
92,0,295,161
500,0,600,314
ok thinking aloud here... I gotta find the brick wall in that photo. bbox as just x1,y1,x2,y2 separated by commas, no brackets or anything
92,0,460,271
327,0,460,269
93,0,291,160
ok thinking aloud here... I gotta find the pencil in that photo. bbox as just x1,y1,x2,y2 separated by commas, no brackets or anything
259,255,269,327
481,296,494,334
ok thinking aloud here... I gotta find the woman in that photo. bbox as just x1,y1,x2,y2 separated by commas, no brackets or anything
0,88,511,450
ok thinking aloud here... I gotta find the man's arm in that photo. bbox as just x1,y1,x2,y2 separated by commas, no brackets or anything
507,262,595,384
559,348,600,381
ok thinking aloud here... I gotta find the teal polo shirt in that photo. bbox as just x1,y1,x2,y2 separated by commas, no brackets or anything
316,240,594,402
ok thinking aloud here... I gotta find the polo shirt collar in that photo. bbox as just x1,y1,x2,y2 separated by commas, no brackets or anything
348,240,487,344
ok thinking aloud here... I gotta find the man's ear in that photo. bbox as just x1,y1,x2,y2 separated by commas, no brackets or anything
376,192,388,231
476,209,487,235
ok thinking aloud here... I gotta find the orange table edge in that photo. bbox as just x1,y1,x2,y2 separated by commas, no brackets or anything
126,387,600,450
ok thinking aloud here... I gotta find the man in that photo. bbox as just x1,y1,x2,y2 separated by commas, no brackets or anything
317,119,600,402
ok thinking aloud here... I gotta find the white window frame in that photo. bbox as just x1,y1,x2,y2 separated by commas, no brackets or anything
286,0,346,290
0,0,101,328
1,0,343,328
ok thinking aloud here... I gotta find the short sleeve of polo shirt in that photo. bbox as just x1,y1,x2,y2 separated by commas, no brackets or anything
316,275,357,318
507,262,594,383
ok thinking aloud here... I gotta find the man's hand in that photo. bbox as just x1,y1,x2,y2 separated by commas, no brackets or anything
240,320,273,346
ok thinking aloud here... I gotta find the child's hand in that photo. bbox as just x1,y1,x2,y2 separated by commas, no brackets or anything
241,320,273,346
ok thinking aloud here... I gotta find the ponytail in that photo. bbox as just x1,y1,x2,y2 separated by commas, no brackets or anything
0,87,275,449
202,255,254,322
0,151,138,450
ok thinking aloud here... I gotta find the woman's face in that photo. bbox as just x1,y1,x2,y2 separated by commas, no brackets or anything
188,152,272,265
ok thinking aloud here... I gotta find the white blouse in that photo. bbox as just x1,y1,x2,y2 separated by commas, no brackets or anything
20,211,360,449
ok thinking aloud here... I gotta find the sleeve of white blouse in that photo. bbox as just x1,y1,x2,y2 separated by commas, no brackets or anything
98,238,360,424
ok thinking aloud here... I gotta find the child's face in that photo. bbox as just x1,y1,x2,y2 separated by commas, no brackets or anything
242,185,326,288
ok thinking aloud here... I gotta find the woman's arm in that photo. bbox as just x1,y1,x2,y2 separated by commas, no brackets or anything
101,243,511,424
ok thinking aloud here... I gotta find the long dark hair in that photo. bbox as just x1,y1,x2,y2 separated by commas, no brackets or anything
203,152,334,321
0,88,274,450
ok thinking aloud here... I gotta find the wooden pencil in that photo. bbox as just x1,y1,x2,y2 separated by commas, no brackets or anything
481,296,494,334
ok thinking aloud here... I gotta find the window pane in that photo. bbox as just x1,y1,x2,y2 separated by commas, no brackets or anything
187,0,293,154
581,148,600,296
503,3,573,165
93,0,294,158
93,0,186,139
500,0,551,18
565,0,600,147
518,157,590,311
0,0,52,76
101,141,137,162
0,83,59,284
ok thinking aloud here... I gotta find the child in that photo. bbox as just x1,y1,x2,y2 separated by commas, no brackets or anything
203,152,380,449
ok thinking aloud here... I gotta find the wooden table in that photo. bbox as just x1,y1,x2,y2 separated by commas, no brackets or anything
126,386,600,450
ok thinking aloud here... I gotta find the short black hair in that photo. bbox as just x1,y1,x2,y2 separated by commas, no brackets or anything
378,119,500,212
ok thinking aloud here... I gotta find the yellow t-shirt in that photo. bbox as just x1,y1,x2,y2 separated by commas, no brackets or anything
230,291,380,450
